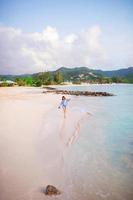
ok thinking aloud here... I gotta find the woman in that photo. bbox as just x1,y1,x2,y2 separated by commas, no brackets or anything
58,96,70,118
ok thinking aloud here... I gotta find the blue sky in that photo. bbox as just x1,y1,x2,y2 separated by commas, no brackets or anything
0,0,133,34
0,0,133,74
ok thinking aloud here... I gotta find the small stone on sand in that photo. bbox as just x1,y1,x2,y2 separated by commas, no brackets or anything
45,185,61,195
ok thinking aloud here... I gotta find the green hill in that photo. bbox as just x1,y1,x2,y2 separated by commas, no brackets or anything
0,66,133,85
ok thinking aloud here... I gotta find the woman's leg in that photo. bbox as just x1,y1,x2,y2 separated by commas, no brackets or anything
63,107,66,118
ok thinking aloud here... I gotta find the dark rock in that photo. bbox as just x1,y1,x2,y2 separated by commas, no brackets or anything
43,86,56,90
43,88,114,96
45,185,61,195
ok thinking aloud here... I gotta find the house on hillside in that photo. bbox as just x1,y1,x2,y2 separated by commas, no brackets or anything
0,80,17,87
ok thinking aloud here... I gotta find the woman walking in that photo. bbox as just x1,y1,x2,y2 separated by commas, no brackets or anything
58,96,70,118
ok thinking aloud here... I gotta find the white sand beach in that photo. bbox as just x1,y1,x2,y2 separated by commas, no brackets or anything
0,87,90,200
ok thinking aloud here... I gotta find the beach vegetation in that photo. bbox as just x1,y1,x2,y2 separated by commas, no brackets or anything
54,72,64,84
15,78,26,86
72,80,81,84
24,76,33,86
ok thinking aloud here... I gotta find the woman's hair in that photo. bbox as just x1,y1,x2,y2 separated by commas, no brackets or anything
62,96,66,100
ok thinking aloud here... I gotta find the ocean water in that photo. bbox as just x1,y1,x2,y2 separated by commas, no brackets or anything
55,84,133,200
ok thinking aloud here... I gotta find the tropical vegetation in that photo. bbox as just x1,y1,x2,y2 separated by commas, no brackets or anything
0,67,133,86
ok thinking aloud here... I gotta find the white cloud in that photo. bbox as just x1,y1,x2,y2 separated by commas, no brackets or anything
0,25,108,74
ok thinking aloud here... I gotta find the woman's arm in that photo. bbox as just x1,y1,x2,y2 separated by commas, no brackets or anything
58,100,63,108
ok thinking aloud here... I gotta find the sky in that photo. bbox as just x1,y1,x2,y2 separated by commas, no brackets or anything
0,0,133,74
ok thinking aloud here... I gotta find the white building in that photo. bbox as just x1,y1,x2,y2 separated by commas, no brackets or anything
0,80,17,86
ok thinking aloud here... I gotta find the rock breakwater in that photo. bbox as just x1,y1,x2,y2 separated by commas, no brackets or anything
43,87,114,96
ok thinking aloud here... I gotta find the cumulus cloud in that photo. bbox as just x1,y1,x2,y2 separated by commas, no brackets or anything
0,25,107,74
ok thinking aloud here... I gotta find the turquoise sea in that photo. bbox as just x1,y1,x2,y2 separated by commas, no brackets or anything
55,84,133,200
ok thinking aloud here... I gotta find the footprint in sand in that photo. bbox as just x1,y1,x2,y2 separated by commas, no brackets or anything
66,112,92,147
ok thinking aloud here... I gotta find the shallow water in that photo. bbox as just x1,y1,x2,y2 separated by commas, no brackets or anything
55,84,133,200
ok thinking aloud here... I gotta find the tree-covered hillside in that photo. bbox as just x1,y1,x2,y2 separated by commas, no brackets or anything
55,67,133,83
0,67,133,86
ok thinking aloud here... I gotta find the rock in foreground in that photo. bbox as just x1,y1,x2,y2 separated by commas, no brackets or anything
45,185,61,195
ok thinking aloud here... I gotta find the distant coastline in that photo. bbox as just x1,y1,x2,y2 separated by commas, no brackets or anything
0,66,133,87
